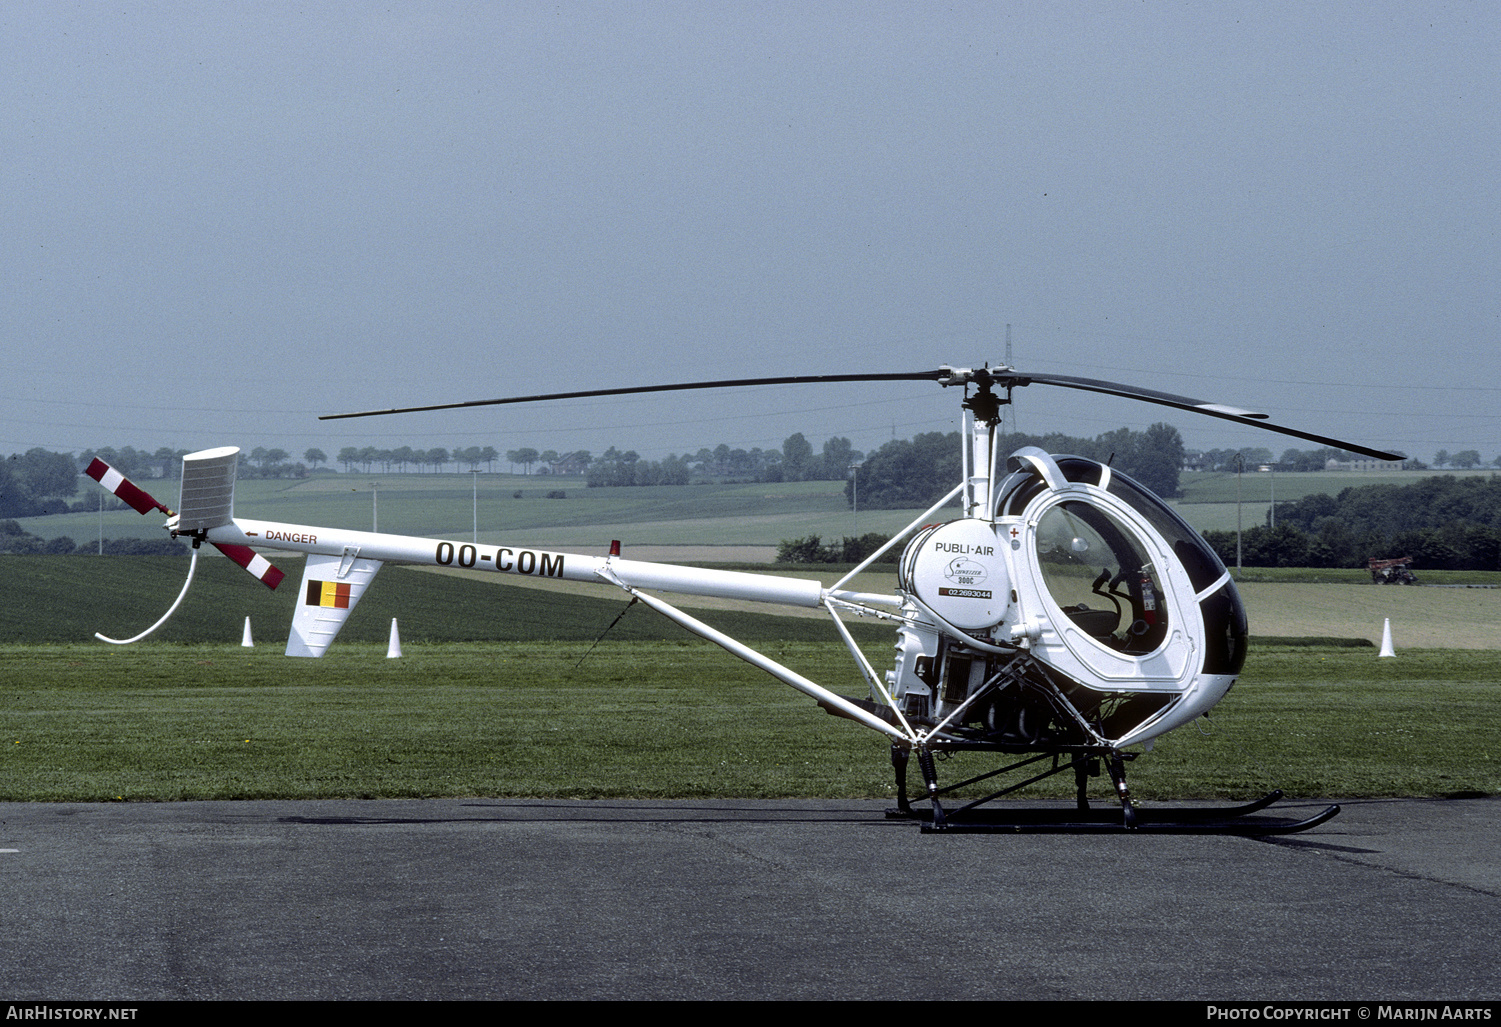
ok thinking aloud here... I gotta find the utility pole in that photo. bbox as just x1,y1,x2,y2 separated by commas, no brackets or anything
1269,462,1275,530
1234,455,1243,575
471,470,480,543
849,461,862,537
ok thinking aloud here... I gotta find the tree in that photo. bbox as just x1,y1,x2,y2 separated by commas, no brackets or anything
1127,422,1184,498
781,433,813,481
457,446,484,472
15,448,78,502
847,432,963,509
0,461,27,518
818,437,864,482
1451,450,1482,470
304,448,327,470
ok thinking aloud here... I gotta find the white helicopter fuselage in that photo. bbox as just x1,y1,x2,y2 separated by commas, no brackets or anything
156,385,1250,759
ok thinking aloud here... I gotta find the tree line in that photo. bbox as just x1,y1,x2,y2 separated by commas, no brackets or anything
8,434,1500,570
582,434,864,488
1203,475,1501,570
849,423,1186,508
0,424,1182,521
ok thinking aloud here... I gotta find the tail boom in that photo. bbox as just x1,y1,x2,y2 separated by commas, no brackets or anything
215,519,829,608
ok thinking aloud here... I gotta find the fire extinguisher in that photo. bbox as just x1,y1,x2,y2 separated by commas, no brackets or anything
1138,565,1157,627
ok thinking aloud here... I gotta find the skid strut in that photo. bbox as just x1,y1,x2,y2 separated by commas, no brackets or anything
1105,753,1137,829
886,745,1340,835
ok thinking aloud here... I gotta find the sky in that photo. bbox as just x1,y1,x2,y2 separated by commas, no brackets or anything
4,1,1497,468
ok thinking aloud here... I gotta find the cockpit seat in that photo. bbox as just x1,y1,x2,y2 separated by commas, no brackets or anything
1063,604,1119,640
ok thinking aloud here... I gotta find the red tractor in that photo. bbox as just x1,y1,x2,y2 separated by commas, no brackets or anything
1368,556,1418,585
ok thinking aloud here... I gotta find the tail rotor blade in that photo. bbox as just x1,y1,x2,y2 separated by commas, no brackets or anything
212,542,285,590
84,459,174,517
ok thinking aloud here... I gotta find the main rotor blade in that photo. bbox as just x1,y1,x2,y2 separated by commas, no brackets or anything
318,372,944,420
986,371,1268,419
991,371,1404,461
321,364,1402,461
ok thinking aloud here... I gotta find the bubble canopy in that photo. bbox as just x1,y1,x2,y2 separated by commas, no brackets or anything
994,448,1248,744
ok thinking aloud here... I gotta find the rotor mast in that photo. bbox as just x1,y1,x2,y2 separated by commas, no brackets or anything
945,366,1009,521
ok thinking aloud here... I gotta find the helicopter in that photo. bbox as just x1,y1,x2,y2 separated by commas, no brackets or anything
86,365,1401,833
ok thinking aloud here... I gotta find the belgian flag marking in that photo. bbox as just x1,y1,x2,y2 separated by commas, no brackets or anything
306,580,352,609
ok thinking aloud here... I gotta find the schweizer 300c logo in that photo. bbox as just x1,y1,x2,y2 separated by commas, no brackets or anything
939,556,991,598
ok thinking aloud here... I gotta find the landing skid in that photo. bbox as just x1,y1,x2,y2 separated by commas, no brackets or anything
885,743,1340,835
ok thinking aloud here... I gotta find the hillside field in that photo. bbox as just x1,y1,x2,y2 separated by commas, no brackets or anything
24,466,1497,550
6,554,1499,649
1172,467,1499,532
27,474,916,551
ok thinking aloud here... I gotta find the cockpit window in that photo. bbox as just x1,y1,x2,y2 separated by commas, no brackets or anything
1104,472,1227,593
998,447,1247,678
1036,501,1169,653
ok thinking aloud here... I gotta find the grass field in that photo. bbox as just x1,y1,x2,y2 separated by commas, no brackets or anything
1174,468,1495,505
2,554,1498,803
0,555,892,645
8,554,1497,646
1237,581,1501,648
1,643,1496,802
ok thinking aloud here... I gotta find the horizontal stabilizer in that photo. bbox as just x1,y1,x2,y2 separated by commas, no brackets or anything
178,447,239,533
287,551,383,657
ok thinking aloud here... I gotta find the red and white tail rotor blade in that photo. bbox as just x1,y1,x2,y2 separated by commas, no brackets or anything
84,459,173,517
86,457,283,590
211,542,285,591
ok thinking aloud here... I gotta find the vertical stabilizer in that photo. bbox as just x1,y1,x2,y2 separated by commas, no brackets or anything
178,447,239,531
287,551,384,657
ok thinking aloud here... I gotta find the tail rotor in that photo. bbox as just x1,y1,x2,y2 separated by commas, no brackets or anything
84,452,283,644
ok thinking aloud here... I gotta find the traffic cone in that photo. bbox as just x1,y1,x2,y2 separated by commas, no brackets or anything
1378,618,1396,658
241,617,254,648
387,618,402,658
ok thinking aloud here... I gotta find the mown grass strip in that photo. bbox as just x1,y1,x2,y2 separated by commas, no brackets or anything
2,643,1497,803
